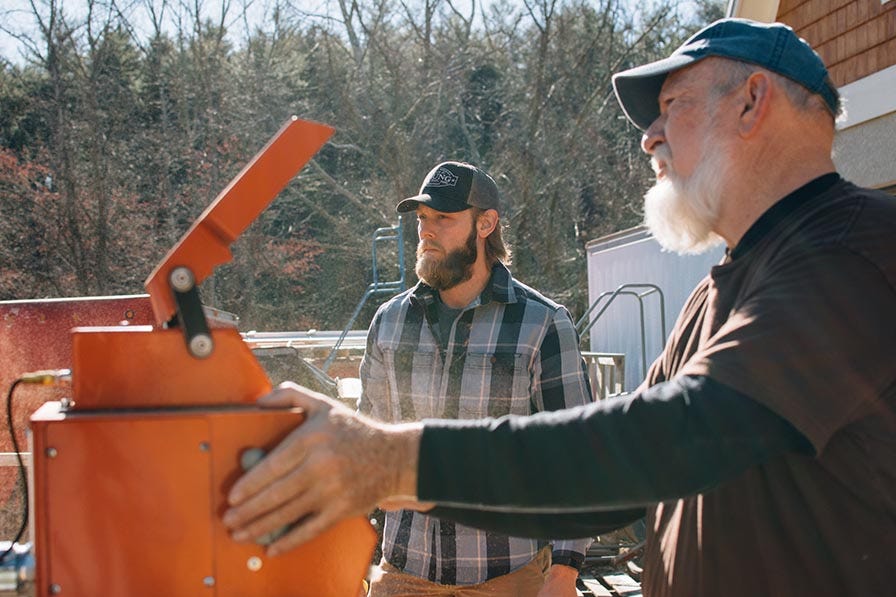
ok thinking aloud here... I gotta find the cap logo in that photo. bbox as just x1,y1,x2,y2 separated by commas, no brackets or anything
427,167,458,188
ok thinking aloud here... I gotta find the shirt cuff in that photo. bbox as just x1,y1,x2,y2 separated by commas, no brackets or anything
551,536,592,570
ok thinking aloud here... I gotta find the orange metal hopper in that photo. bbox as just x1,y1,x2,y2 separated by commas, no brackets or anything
29,117,376,596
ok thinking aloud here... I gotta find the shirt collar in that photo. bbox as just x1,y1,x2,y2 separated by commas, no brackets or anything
410,262,516,309
728,172,841,261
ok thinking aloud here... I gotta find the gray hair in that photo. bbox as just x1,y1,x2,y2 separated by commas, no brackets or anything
710,58,842,121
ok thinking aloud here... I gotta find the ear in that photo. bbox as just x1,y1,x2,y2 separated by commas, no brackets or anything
737,71,772,138
476,209,499,238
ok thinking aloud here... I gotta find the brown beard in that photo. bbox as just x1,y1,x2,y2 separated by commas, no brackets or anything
415,222,478,290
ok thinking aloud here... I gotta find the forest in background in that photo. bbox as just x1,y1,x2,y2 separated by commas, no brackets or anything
0,0,725,332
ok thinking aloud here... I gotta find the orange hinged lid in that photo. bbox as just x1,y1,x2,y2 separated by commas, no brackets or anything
144,117,334,326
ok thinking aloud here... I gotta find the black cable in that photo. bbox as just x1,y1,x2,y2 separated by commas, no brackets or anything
1,378,28,564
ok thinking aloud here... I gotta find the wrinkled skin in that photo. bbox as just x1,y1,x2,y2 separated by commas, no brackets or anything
223,382,425,556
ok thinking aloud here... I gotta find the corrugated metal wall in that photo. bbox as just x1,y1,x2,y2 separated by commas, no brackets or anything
584,227,724,391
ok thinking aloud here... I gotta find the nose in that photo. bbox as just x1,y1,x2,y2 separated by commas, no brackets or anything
418,217,435,239
641,115,665,155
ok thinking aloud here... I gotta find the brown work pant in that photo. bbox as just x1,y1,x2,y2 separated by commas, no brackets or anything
367,546,551,596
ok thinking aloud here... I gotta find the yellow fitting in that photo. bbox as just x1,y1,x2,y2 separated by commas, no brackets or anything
20,369,72,385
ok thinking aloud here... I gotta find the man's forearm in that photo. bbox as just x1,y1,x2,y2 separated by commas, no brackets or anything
380,421,424,500
417,375,813,511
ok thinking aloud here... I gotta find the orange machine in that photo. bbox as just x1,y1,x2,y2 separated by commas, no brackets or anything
27,117,376,596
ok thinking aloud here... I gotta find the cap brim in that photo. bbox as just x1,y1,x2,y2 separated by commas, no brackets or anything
395,193,471,213
612,53,701,130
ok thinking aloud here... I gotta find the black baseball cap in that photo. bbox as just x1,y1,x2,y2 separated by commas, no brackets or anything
396,161,501,214
612,18,839,130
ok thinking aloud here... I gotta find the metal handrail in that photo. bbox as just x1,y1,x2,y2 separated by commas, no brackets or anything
323,217,406,373
575,284,666,379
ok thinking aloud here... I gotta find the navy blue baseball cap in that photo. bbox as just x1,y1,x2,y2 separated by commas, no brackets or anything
396,161,501,214
612,18,839,130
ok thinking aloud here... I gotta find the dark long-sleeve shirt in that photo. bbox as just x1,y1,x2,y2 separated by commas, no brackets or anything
420,375,811,537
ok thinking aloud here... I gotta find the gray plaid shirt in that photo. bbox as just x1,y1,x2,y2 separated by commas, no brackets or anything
359,263,593,585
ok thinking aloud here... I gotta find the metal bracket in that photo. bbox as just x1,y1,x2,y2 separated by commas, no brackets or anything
169,266,213,359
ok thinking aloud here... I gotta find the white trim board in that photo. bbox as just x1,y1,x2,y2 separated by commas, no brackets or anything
837,64,896,130
728,0,780,22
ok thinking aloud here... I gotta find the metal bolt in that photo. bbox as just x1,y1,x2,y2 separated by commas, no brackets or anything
199,442,210,452
49,584,61,594
169,267,195,292
46,448,58,458
240,447,266,471
202,576,215,588
189,334,214,359
247,556,263,572
59,398,75,411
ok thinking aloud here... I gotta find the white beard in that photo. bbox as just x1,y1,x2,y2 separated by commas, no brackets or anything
643,138,727,255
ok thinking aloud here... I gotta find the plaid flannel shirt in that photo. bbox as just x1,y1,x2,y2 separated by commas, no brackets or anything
359,263,593,585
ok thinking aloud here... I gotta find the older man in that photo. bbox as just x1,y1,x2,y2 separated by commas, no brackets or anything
223,18,896,597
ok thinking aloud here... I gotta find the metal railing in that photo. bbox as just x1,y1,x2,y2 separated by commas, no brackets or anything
576,283,666,381
244,331,368,402
323,218,406,373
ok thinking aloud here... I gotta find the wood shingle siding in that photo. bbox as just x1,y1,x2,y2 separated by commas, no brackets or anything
776,0,896,86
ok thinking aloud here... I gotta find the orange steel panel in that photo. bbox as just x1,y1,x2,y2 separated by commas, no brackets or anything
144,118,335,326
208,408,376,596
31,402,376,596
71,326,272,409
31,405,216,596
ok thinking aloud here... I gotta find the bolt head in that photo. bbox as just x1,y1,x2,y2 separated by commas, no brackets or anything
189,334,214,358
169,267,195,292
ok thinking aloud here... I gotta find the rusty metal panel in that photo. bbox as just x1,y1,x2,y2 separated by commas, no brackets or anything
0,295,154,530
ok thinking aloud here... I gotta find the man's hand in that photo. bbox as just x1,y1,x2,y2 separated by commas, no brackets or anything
222,382,423,555
537,564,580,597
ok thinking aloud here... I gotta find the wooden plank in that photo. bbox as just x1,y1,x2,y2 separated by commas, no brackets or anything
777,0,806,19
579,574,613,597
875,36,896,73
782,0,852,31
602,572,642,597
